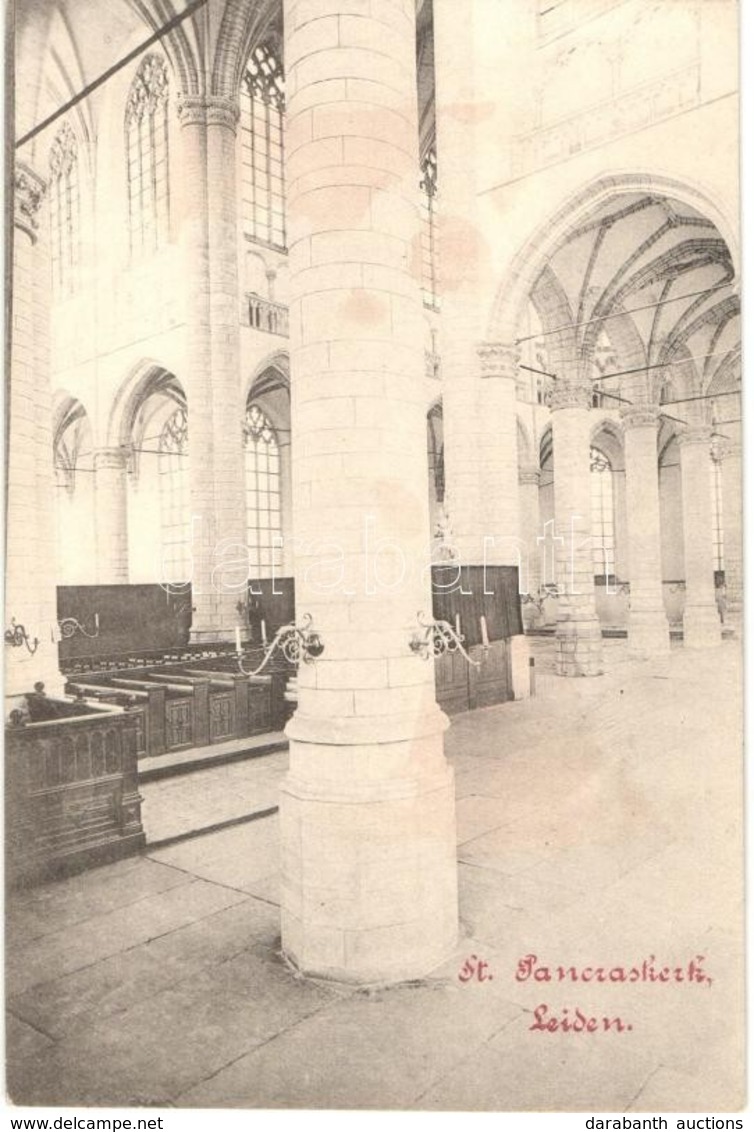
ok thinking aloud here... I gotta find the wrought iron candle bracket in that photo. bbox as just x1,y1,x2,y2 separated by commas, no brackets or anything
236,613,325,677
409,612,481,668
5,619,39,655
58,614,100,640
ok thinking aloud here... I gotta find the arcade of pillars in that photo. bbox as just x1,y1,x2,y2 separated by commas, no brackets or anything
8,0,741,984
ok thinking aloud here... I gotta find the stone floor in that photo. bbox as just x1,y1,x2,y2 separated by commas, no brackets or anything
140,748,288,845
6,639,744,1112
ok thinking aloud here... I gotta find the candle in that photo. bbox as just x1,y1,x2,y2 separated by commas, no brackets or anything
95,613,99,631
235,626,241,653
455,614,461,638
261,619,268,645
480,615,490,647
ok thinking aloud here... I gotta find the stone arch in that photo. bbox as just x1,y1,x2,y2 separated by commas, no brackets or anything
590,418,625,471
212,0,280,99
516,416,534,469
538,422,553,470
125,0,201,95
107,359,185,451
487,172,740,346
247,350,292,418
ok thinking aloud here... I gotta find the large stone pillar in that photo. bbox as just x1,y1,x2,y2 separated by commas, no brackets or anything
5,164,63,709
478,342,530,696
518,464,541,631
714,438,742,635
177,95,247,640
518,465,542,599
432,0,485,565
550,378,603,676
678,426,720,648
621,406,670,656
93,448,130,583
281,0,458,983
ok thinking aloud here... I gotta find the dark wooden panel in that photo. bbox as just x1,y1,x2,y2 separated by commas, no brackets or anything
209,692,235,743
57,585,192,661
431,565,523,646
6,709,145,888
469,640,511,709
434,650,470,715
247,577,296,642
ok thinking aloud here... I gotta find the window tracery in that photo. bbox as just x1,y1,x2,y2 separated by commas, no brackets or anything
125,54,170,257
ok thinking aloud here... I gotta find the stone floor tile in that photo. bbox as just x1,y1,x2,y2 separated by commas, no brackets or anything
179,968,520,1109
7,856,190,947
9,941,340,1107
626,1064,745,1113
6,1011,55,1066
7,877,249,998
415,1028,657,1111
8,897,278,1040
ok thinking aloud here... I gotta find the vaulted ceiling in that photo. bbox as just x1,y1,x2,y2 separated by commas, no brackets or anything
529,193,740,412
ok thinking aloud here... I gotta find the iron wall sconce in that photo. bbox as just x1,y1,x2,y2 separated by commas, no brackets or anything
58,614,100,640
237,613,324,677
409,612,480,668
5,619,39,655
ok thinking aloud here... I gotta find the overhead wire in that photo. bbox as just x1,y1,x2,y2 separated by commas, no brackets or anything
514,281,736,345
15,0,209,148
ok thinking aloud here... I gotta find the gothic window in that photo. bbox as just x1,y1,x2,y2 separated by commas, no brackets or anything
158,407,190,582
420,146,439,310
244,404,282,578
125,54,170,258
427,407,444,505
711,457,725,573
48,122,80,296
590,446,615,579
241,44,286,249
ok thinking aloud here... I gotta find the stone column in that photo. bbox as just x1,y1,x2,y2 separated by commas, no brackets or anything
621,406,670,656
518,465,541,633
477,344,524,569
714,439,742,634
93,448,130,583
550,378,603,676
478,342,530,696
678,426,720,648
518,465,542,599
432,0,486,565
177,95,247,640
5,163,63,709
281,0,458,983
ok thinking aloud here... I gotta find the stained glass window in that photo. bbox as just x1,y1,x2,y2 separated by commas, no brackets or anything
241,45,286,249
244,404,282,577
158,407,190,582
590,446,615,578
125,54,170,257
420,147,439,310
49,122,80,296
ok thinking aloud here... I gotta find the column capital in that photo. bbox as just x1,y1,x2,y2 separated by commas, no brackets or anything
477,341,519,381
93,446,131,472
14,162,46,241
177,93,239,132
549,377,592,412
518,464,540,486
620,404,661,431
677,425,713,449
711,437,741,463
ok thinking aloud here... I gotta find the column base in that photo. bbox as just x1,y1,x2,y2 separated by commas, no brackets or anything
683,604,722,649
627,608,671,658
723,601,742,638
189,628,238,644
510,634,531,699
280,727,458,985
555,620,603,677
